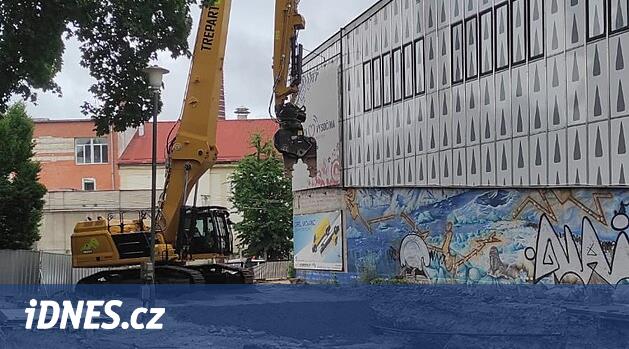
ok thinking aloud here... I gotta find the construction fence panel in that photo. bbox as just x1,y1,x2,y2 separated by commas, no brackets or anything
72,267,107,284
0,250,41,284
253,261,291,281
40,252,72,284
0,250,105,285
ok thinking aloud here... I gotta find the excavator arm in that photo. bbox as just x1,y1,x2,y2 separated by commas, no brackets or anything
158,1,232,245
272,0,317,178
159,0,316,246
71,0,315,282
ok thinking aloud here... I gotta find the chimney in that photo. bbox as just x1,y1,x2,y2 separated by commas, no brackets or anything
235,106,250,120
138,124,145,137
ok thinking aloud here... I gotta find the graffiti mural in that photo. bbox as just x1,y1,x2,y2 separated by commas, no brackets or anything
526,210,629,285
344,188,629,285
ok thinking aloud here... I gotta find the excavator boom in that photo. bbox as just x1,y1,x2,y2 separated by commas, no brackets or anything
71,0,314,284
158,2,231,245
272,0,317,178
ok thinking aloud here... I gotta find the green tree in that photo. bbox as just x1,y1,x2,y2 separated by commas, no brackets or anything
230,134,293,261
0,0,214,135
0,103,47,249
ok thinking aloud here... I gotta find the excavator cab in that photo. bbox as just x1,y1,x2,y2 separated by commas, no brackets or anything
176,206,233,259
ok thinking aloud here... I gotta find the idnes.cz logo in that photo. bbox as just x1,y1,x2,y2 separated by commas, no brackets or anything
25,299,165,330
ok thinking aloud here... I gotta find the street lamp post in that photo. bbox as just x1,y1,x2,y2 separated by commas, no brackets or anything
142,65,169,284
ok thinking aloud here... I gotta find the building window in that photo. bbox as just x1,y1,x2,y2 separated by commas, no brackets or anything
414,38,425,95
479,9,493,76
75,138,108,164
382,52,392,105
82,178,96,191
363,61,373,112
392,48,403,103
373,56,382,108
465,16,478,80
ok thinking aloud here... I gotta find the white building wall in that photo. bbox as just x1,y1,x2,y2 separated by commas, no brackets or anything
305,0,629,188
38,190,155,254
39,163,242,254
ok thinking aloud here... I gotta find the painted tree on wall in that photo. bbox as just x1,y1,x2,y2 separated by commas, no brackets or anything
230,133,293,261
0,103,47,249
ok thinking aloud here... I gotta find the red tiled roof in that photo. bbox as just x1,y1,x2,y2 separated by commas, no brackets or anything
118,119,278,165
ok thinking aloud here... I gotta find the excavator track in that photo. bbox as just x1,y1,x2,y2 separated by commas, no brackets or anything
156,265,206,284
191,264,254,284
77,264,253,285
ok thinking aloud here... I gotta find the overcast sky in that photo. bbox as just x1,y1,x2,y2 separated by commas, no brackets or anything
15,0,372,121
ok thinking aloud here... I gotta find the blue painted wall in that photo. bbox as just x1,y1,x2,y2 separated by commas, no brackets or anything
299,188,629,285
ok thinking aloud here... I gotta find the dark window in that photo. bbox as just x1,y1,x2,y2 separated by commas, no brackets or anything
511,0,527,65
529,0,545,58
609,0,629,34
414,38,426,95
587,0,606,40
383,52,392,105
82,178,96,191
392,48,403,102
363,61,373,112
465,16,478,80
494,3,510,71
480,9,494,75
373,57,383,108
403,43,414,99
451,22,464,84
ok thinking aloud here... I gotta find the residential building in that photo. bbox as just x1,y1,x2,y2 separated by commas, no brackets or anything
33,119,134,191
33,114,277,254
117,119,278,208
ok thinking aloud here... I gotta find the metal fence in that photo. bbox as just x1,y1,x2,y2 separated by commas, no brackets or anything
0,250,291,284
0,250,103,285
252,261,291,281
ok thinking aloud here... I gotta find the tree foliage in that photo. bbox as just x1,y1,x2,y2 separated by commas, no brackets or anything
0,103,47,249
0,0,214,135
230,134,293,261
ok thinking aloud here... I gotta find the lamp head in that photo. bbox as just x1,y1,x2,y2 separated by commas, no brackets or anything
143,65,170,90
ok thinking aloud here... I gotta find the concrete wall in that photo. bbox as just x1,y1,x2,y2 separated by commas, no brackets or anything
118,164,235,208
38,190,155,254
119,165,168,190
39,163,245,255
293,188,345,215
297,187,629,285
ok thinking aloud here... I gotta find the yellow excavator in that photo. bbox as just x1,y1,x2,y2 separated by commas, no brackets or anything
70,0,317,284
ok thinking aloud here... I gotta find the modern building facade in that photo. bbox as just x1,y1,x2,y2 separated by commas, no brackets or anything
293,0,629,285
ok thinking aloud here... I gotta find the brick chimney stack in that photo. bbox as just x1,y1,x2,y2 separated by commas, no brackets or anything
235,106,250,120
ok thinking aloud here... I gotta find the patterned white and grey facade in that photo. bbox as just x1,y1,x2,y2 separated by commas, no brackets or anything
302,0,629,189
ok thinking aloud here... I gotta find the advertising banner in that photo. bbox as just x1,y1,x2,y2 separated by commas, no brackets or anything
293,210,343,271
292,56,342,191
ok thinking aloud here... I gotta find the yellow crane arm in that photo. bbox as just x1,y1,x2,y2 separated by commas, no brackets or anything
272,0,305,106
158,1,232,245
70,0,317,274
158,0,317,246
272,0,317,178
